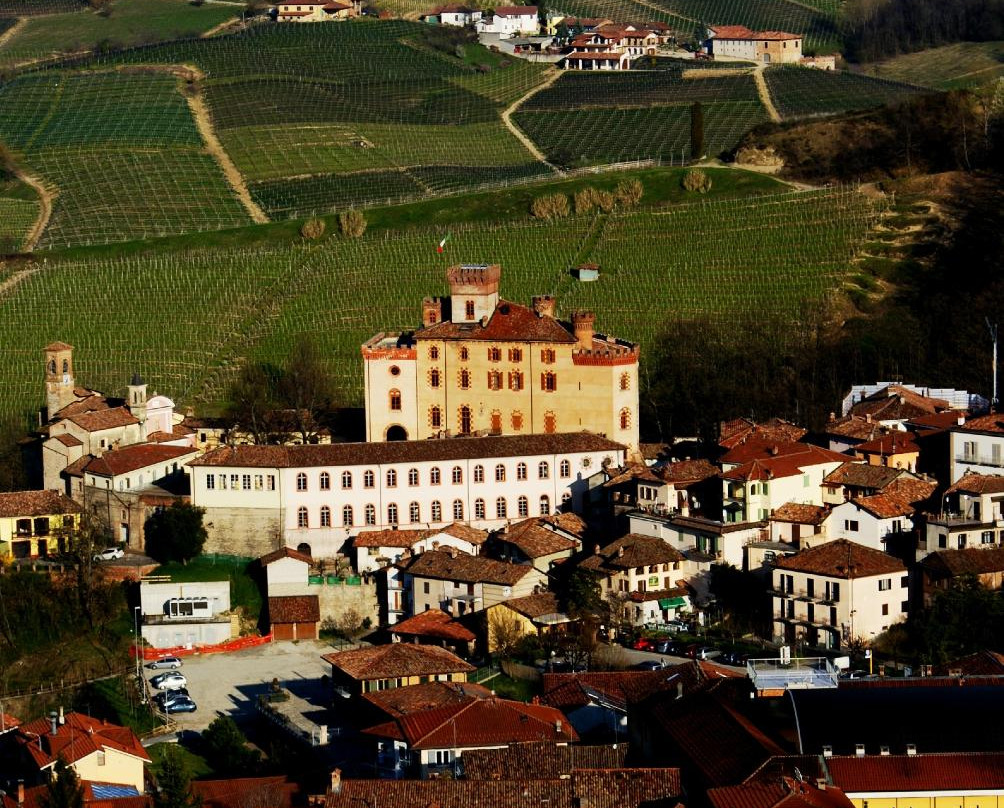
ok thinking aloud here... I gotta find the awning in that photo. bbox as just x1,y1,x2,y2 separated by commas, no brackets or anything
659,596,687,609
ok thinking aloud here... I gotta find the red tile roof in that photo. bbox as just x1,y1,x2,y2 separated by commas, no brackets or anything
416,299,574,344
854,431,920,456
824,415,886,442
402,549,537,586
65,407,139,432
268,595,319,624
849,385,950,421
826,752,1004,792
710,24,801,40
956,412,1004,434
322,643,475,681
461,741,630,779
3,784,150,808
363,696,578,748
354,527,432,549
498,518,579,558
84,444,197,477
494,5,537,15
146,424,195,443
499,591,562,620
52,433,84,447
580,533,685,572
190,433,625,468
771,503,829,525
192,776,298,808
933,649,1004,676
708,780,853,808
258,546,313,565
947,472,1004,495
13,711,150,770
920,547,1004,576
774,539,905,578
720,418,807,450
391,609,477,642
823,462,907,491
721,441,849,482
0,712,20,730
0,489,82,518
362,681,491,719
45,341,74,351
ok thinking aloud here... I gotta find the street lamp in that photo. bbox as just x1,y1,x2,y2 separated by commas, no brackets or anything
133,606,142,692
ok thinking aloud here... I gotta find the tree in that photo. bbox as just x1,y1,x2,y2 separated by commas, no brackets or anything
200,715,261,776
227,360,279,445
565,568,604,620
708,563,770,638
154,746,202,808
145,502,207,565
42,759,84,808
279,334,335,445
338,209,366,238
555,19,569,41
690,101,704,160
488,607,525,657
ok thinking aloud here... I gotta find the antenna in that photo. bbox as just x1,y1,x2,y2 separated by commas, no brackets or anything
987,318,998,410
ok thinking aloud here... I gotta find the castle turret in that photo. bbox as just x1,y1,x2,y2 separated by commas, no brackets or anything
127,371,148,429
572,311,596,350
44,342,76,418
533,295,556,318
422,297,443,327
447,264,500,324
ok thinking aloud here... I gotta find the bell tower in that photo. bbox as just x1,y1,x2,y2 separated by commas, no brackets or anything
127,371,148,429
44,341,76,418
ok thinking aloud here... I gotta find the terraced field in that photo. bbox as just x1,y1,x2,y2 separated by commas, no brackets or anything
860,42,1004,89
764,66,927,120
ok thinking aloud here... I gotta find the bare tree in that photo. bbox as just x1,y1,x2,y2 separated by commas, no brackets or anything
488,608,524,657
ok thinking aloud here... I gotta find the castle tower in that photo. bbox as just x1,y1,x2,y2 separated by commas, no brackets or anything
571,311,596,350
44,342,76,418
447,264,500,324
127,371,148,428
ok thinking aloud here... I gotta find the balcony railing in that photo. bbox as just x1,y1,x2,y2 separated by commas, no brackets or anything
770,588,837,605
773,612,837,628
956,454,1004,469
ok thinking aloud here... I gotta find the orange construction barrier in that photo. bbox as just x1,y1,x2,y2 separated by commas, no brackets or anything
131,633,273,660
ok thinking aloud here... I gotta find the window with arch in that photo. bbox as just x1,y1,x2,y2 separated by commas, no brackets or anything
511,411,524,431
48,359,56,375
430,368,441,389
429,346,439,360
541,348,556,364
459,405,472,434
62,359,68,374
387,503,399,525
619,408,631,430
452,466,463,484
297,507,309,528
320,506,331,527
296,473,308,492
459,346,469,361
409,502,421,523
516,462,527,481
544,411,557,434
365,504,376,525
508,371,524,391
541,372,557,392
343,505,354,527
620,372,631,391
518,496,529,517
453,500,464,520
431,501,442,522
430,406,442,430
490,410,502,434
474,499,486,520
538,461,550,480
496,497,508,518
320,472,331,490
495,464,506,482
539,494,550,515
389,389,402,411
474,465,485,483
387,469,397,487
364,470,375,488
465,300,476,320
488,346,501,362
342,471,352,489
487,370,503,390
560,459,571,478
431,467,441,485
458,369,471,390
509,348,523,362
408,468,419,486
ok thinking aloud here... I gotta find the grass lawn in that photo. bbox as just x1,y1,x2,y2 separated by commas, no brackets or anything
860,42,1004,89
486,672,540,702
153,555,262,621
149,742,215,779
76,675,161,735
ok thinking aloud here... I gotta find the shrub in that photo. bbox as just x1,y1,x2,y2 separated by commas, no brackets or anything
595,190,615,213
614,179,643,208
338,209,367,238
682,168,712,193
530,193,570,220
300,217,325,240
573,187,599,214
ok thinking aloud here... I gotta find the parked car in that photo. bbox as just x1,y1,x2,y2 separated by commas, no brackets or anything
146,656,183,670
154,689,191,707
164,697,197,714
150,672,187,690
840,669,870,679
93,547,124,561
632,638,654,651
633,659,664,670
718,650,750,666
687,645,718,660
653,640,673,654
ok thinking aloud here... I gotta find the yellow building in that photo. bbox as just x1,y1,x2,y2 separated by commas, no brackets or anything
0,489,82,560
485,591,570,652
362,264,639,448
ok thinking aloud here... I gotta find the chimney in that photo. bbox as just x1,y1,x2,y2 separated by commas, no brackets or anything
49,711,58,736
533,295,556,318
906,744,917,756
58,706,65,725
17,782,24,806
422,297,442,327
617,546,625,558
880,746,890,756
822,745,832,758
593,543,600,555
676,682,684,699
555,720,563,735
330,769,342,794
816,779,827,791
571,311,595,350
854,744,865,757
449,546,458,559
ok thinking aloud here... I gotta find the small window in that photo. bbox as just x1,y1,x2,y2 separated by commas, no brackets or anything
452,466,463,484
509,371,524,391
495,464,506,482
459,369,471,390
96,751,106,766
430,406,442,429
488,346,502,362
496,497,508,518
296,472,308,492
388,503,399,525
560,459,571,478
459,346,469,361
539,494,550,515
389,389,402,411
408,468,419,486
475,499,486,519
409,502,421,523
544,411,557,434
878,578,892,591
341,471,352,489
465,300,476,320
538,461,550,479
541,372,557,392
207,475,215,490
509,348,523,362
320,506,331,527
459,405,473,434
474,464,485,483
511,410,524,431
320,471,331,490
431,501,442,522
429,346,440,360
364,470,375,488
487,370,502,390
453,499,464,520
517,462,527,480
541,348,556,364
297,507,309,528
619,408,631,430
518,496,529,517
365,504,376,525
431,467,441,485
430,368,441,388
242,474,251,490
389,365,401,376
619,372,631,391
267,475,276,491
844,520,859,532
387,469,397,487
343,505,354,527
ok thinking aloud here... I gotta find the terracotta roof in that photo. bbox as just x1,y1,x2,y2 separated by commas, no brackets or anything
580,533,685,572
190,433,625,468
933,650,1004,676
14,712,150,770
3,784,150,808
851,493,916,519
438,522,490,544
0,490,82,518
947,472,1004,495
494,5,537,15
498,518,579,558
771,503,829,525
824,415,886,442
774,539,905,578
65,407,139,432
854,431,920,456
52,392,109,420
64,455,93,477
258,546,313,566
52,434,83,447
391,609,477,642
823,462,906,491
268,595,319,623
362,681,491,719
920,547,1004,576
499,591,561,620
720,418,808,450
710,24,801,40
827,752,1004,792
362,697,578,748
708,780,853,808
354,527,433,549
908,411,965,431
322,643,475,680
628,585,689,603
956,412,1004,434
416,299,574,344
881,476,936,505
659,458,720,484
721,441,849,482
0,713,20,730
192,777,298,808
45,341,74,351
849,385,949,421
604,463,663,488
462,741,629,779
402,549,537,586
566,51,628,60
83,444,197,478
146,424,195,443
546,512,587,535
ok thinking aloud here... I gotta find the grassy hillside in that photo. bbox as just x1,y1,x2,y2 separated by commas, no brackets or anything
859,42,1004,89
764,66,927,120
0,177,38,250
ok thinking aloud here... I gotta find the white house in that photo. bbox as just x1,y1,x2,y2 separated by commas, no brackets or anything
421,4,482,25
950,413,1004,482
260,545,314,595
922,472,1004,556
139,580,233,649
628,510,765,568
187,432,625,559
353,522,488,575
477,5,539,37
824,497,915,552
276,0,358,22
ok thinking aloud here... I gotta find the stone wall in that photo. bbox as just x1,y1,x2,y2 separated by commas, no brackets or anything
202,507,284,558
268,579,379,627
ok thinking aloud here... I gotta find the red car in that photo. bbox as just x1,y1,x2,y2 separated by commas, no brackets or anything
633,638,654,651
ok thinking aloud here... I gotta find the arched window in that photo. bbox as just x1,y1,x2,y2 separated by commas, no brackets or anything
540,348,556,364
320,506,331,527
538,461,550,480
459,346,469,361
509,348,523,362
365,504,376,525
544,411,557,434
409,502,421,523
452,466,463,484
387,469,397,487
474,465,485,483
430,368,441,389
430,406,442,429
487,371,502,390
619,408,631,430
495,464,506,482
516,462,527,480
408,468,419,486
320,472,331,491
620,372,631,391
48,359,56,375
431,501,442,522
509,371,524,391
488,346,501,362
541,372,557,392
387,503,399,525
562,491,572,504
429,346,439,360
62,359,68,374
465,300,476,320
511,411,524,431
343,505,354,527
342,471,353,489
453,500,464,520
474,499,486,520
560,459,571,478
459,369,471,390
539,495,550,516
431,467,441,485
364,470,375,488
518,496,529,517
297,507,309,528
296,473,308,492
496,497,507,518
459,405,472,434
389,389,402,411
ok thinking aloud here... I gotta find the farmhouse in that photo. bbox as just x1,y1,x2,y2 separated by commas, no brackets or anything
276,0,360,22
420,4,482,25
476,5,539,37
0,489,81,560
706,25,802,64
362,263,640,447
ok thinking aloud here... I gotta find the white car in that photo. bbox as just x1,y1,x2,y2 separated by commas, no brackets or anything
146,656,183,670
93,547,125,561
150,672,188,691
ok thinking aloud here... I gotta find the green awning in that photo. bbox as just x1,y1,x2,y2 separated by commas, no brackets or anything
659,596,687,609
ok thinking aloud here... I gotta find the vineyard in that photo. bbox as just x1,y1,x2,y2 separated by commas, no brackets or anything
860,42,1004,90
0,184,883,426
764,66,927,120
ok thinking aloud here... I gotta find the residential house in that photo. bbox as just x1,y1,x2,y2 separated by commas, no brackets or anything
139,579,234,648
276,0,359,22
485,591,571,652
933,649,1004,677
390,608,476,656
950,412,1004,482
606,458,718,516
1,783,150,808
823,414,888,453
187,432,626,559
630,509,765,568
706,25,802,64
922,472,1004,555
321,643,475,697
767,502,829,546
419,4,482,25
476,5,539,37
842,383,961,425
824,475,934,554
353,522,488,576
489,515,581,572
822,463,923,504
192,776,298,808
773,539,908,649
917,547,1004,606
563,49,631,70
268,594,320,640
719,417,807,450
708,763,854,808
460,741,630,778
852,431,921,472
399,547,546,617
362,696,578,777
0,489,81,560
259,545,314,595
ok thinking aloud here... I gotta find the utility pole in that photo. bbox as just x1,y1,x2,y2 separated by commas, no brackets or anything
987,318,998,410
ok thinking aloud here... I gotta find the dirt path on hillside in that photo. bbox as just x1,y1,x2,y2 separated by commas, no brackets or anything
628,0,699,24
0,265,42,300
0,17,27,51
502,67,565,174
13,168,56,252
201,17,239,38
753,66,782,123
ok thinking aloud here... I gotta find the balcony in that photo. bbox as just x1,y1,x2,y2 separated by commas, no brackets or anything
773,612,837,629
748,656,839,695
771,589,836,605
956,454,1004,469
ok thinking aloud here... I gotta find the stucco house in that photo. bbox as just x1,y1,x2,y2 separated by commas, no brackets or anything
353,522,488,576
420,4,482,25
0,489,81,560
276,0,359,22
139,579,234,649
476,5,539,37
485,591,570,652
489,515,581,572
922,472,1004,555
390,608,476,656
917,547,1004,606
706,25,802,64
321,643,475,697
950,412,1004,482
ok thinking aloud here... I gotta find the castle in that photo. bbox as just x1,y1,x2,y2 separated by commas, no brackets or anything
361,264,640,447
